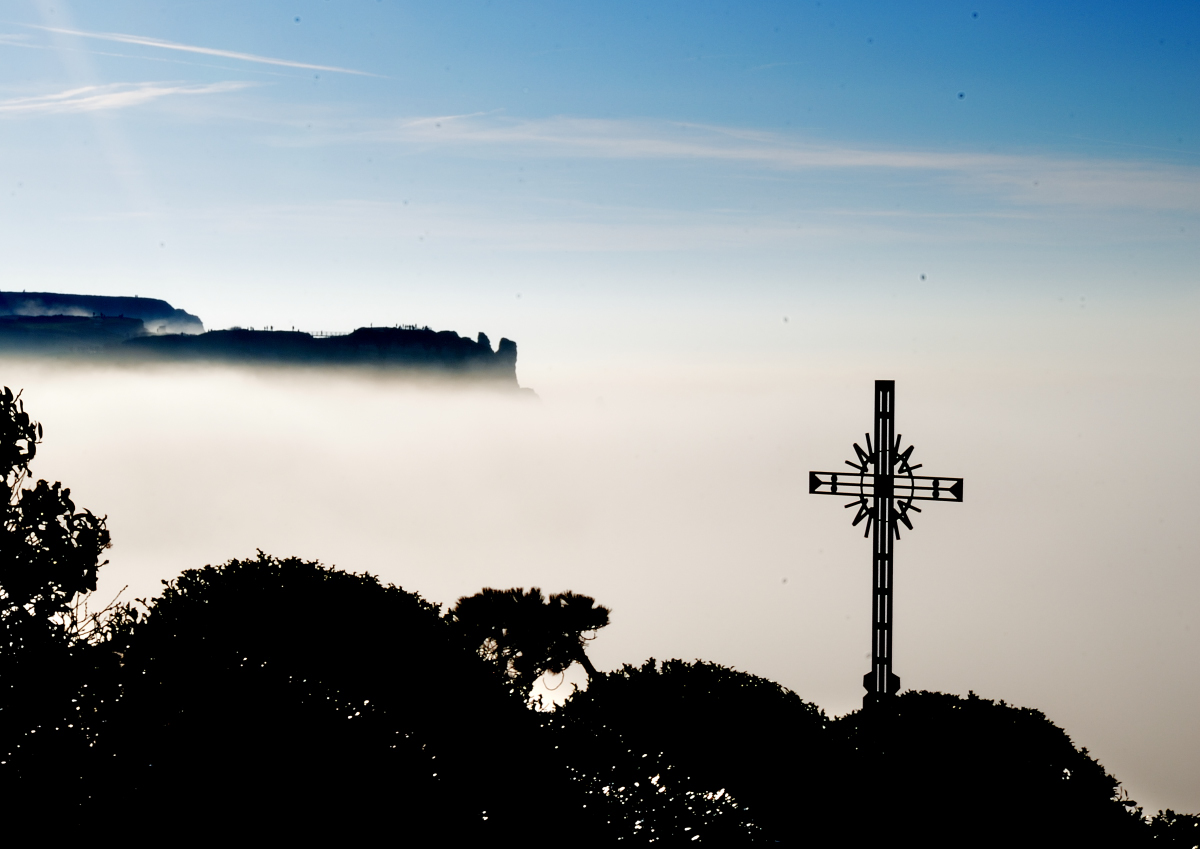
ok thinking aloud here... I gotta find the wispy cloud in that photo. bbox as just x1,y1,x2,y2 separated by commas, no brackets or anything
326,114,1200,212
25,24,376,76
0,32,37,47
380,114,991,169
3,34,306,77
0,81,253,115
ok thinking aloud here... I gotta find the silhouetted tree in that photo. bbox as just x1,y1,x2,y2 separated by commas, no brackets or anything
97,554,597,840
0,386,110,652
546,658,829,843
449,586,610,698
1147,808,1200,845
0,386,112,817
825,690,1151,848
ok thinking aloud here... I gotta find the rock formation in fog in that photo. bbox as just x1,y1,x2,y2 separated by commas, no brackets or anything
0,292,204,334
0,293,522,386
126,326,520,383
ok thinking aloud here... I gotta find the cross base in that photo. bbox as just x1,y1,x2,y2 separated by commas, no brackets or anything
863,670,901,707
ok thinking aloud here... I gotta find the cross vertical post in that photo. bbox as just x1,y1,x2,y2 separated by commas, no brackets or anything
868,380,899,701
808,380,964,707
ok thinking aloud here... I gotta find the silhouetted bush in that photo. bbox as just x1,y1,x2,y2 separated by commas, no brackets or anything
95,554,592,840
546,658,829,843
825,690,1150,848
1148,808,1200,846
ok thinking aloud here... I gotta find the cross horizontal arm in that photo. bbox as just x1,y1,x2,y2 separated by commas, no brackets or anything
808,471,964,503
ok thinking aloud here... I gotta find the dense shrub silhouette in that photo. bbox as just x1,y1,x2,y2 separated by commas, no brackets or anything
97,554,592,839
825,690,1150,848
1148,808,1200,846
546,658,829,843
546,671,1183,846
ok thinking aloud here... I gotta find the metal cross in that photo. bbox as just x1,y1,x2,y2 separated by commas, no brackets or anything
809,380,963,706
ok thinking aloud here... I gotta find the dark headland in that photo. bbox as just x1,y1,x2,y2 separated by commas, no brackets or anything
0,291,204,334
0,292,523,388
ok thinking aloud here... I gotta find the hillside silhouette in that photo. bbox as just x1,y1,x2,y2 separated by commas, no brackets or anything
0,291,203,334
124,325,519,381
0,292,523,385
0,386,1197,843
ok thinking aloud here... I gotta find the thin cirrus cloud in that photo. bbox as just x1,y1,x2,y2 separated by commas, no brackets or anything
0,81,253,115
338,113,1200,213
25,23,376,77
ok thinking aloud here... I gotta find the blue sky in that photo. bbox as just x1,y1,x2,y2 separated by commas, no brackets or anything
2,0,1197,363
4,0,1200,813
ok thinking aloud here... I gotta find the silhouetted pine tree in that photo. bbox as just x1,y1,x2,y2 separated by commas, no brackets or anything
449,586,610,699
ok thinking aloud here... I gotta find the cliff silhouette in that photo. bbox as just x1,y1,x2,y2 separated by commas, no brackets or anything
0,314,147,354
0,291,203,334
124,326,518,381
0,292,522,386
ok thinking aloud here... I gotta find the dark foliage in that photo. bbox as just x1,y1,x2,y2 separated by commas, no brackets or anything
95,554,593,840
0,386,111,646
1148,809,1200,846
449,586,610,699
0,386,112,815
546,671,1186,846
546,658,829,843
825,690,1151,848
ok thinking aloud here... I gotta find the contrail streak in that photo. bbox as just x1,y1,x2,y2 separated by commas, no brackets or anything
24,23,378,76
